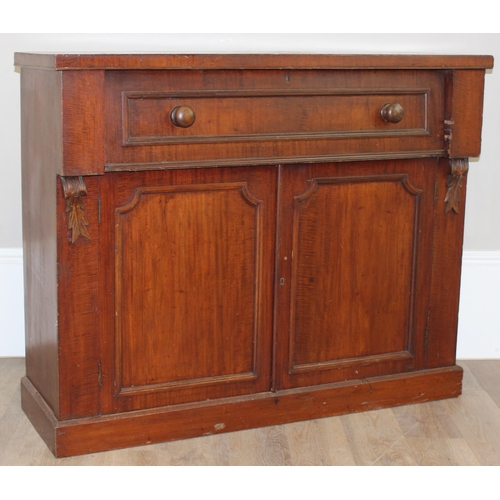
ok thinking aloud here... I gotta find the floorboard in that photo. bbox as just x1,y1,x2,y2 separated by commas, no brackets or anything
1,358,499,465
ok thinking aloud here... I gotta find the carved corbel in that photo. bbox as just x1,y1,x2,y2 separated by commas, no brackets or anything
61,176,90,243
444,159,469,215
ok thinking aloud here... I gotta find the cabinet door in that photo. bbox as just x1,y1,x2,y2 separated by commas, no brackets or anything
98,166,277,413
274,159,437,390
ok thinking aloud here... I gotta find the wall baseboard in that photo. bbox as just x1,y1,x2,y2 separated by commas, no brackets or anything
457,251,500,359
0,248,24,357
1,248,499,358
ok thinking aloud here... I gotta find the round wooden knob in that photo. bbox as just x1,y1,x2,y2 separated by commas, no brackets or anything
380,103,405,123
170,106,196,128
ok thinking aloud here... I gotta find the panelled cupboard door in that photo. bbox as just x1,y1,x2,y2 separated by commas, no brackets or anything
274,159,437,390
98,166,277,414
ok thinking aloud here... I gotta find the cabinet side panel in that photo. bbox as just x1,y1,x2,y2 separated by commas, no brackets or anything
20,68,62,415
426,158,466,367
57,176,101,419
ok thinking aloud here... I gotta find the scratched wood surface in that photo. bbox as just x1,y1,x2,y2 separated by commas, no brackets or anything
1,358,499,466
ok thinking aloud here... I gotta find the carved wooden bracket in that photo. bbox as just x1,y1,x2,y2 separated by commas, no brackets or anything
444,158,469,215
61,176,90,243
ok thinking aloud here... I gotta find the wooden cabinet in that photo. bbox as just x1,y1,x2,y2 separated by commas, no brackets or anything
15,53,493,457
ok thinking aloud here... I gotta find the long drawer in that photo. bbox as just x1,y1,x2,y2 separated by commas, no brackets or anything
105,69,445,170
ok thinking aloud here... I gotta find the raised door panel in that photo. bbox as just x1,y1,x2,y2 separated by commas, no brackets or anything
99,166,276,413
275,159,437,389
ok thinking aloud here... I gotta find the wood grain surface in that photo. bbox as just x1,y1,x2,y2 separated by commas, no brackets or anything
14,53,494,70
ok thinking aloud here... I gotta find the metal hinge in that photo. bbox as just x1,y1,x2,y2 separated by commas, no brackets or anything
424,326,429,349
98,362,102,387
434,181,438,206
98,198,101,224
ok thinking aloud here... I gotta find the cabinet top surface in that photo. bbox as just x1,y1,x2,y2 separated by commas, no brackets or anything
14,52,494,70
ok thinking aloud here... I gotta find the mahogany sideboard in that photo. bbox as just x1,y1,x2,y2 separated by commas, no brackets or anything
15,53,493,457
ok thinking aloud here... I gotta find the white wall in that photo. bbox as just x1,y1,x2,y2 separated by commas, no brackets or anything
1,33,499,357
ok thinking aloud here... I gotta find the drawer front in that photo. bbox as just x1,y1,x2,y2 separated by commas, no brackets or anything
105,69,445,170
123,90,427,145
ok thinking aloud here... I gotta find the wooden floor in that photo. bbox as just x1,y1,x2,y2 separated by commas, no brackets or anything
1,358,499,465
